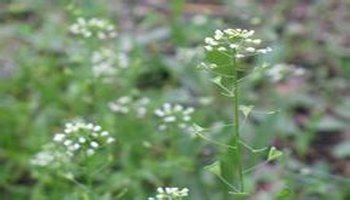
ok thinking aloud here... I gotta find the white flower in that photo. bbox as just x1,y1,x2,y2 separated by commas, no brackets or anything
149,187,189,200
91,48,128,78
86,149,95,156
164,116,176,123
63,140,73,146
101,131,109,136
55,120,114,157
53,133,65,142
73,143,81,150
78,137,86,143
31,119,115,169
30,151,55,166
218,47,227,51
202,28,271,60
109,96,150,118
90,141,99,148
93,125,102,132
265,63,305,82
214,29,224,40
236,54,245,58
204,45,213,51
106,137,115,143
69,17,117,40
252,39,261,44
245,47,256,52
229,44,238,49
30,145,69,168
154,103,195,132
204,37,218,46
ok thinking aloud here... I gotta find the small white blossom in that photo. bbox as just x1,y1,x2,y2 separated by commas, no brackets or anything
204,45,213,51
214,29,224,40
245,47,256,52
73,143,81,150
252,39,262,44
204,37,219,46
30,144,69,168
93,125,102,132
109,96,150,118
69,17,117,40
63,140,73,146
148,187,189,200
229,44,238,49
236,54,245,58
101,131,109,136
53,133,65,142
90,141,99,148
91,48,129,78
154,103,195,132
78,137,86,143
32,119,116,165
266,63,306,82
218,47,227,51
31,151,55,167
202,28,271,60
86,149,95,156
106,137,115,143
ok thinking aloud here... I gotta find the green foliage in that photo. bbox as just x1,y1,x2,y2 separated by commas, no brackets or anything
0,1,349,200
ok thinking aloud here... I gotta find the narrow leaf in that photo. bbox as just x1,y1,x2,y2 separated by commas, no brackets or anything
191,123,206,133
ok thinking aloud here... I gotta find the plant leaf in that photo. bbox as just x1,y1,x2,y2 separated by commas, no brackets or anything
205,49,233,75
267,146,283,161
211,76,222,85
191,123,205,133
204,161,221,176
239,105,254,118
211,76,234,96
277,188,293,199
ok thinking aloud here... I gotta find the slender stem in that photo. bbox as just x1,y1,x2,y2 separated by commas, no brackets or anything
232,55,244,192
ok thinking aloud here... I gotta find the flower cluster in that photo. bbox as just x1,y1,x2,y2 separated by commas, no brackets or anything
91,48,128,78
53,120,115,157
30,144,69,168
154,103,194,131
203,28,272,59
108,96,150,118
266,63,306,82
31,120,115,168
148,187,189,200
69,17,117,40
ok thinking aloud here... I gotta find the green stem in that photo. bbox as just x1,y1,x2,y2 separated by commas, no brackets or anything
233,56,244,192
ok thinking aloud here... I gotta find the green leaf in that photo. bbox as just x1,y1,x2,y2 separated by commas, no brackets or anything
239,105,254,118
191,123,205,133
277,188,293,199
205,50,233,76
210,76,234,96
219,142,239,192
211,76,222,85
204,161,221,176
267,146,283,162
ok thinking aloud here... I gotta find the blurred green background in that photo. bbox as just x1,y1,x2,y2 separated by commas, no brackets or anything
0,0,349,199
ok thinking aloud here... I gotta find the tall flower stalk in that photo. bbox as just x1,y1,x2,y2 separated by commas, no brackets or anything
199,28,273,196
232,52,244,192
